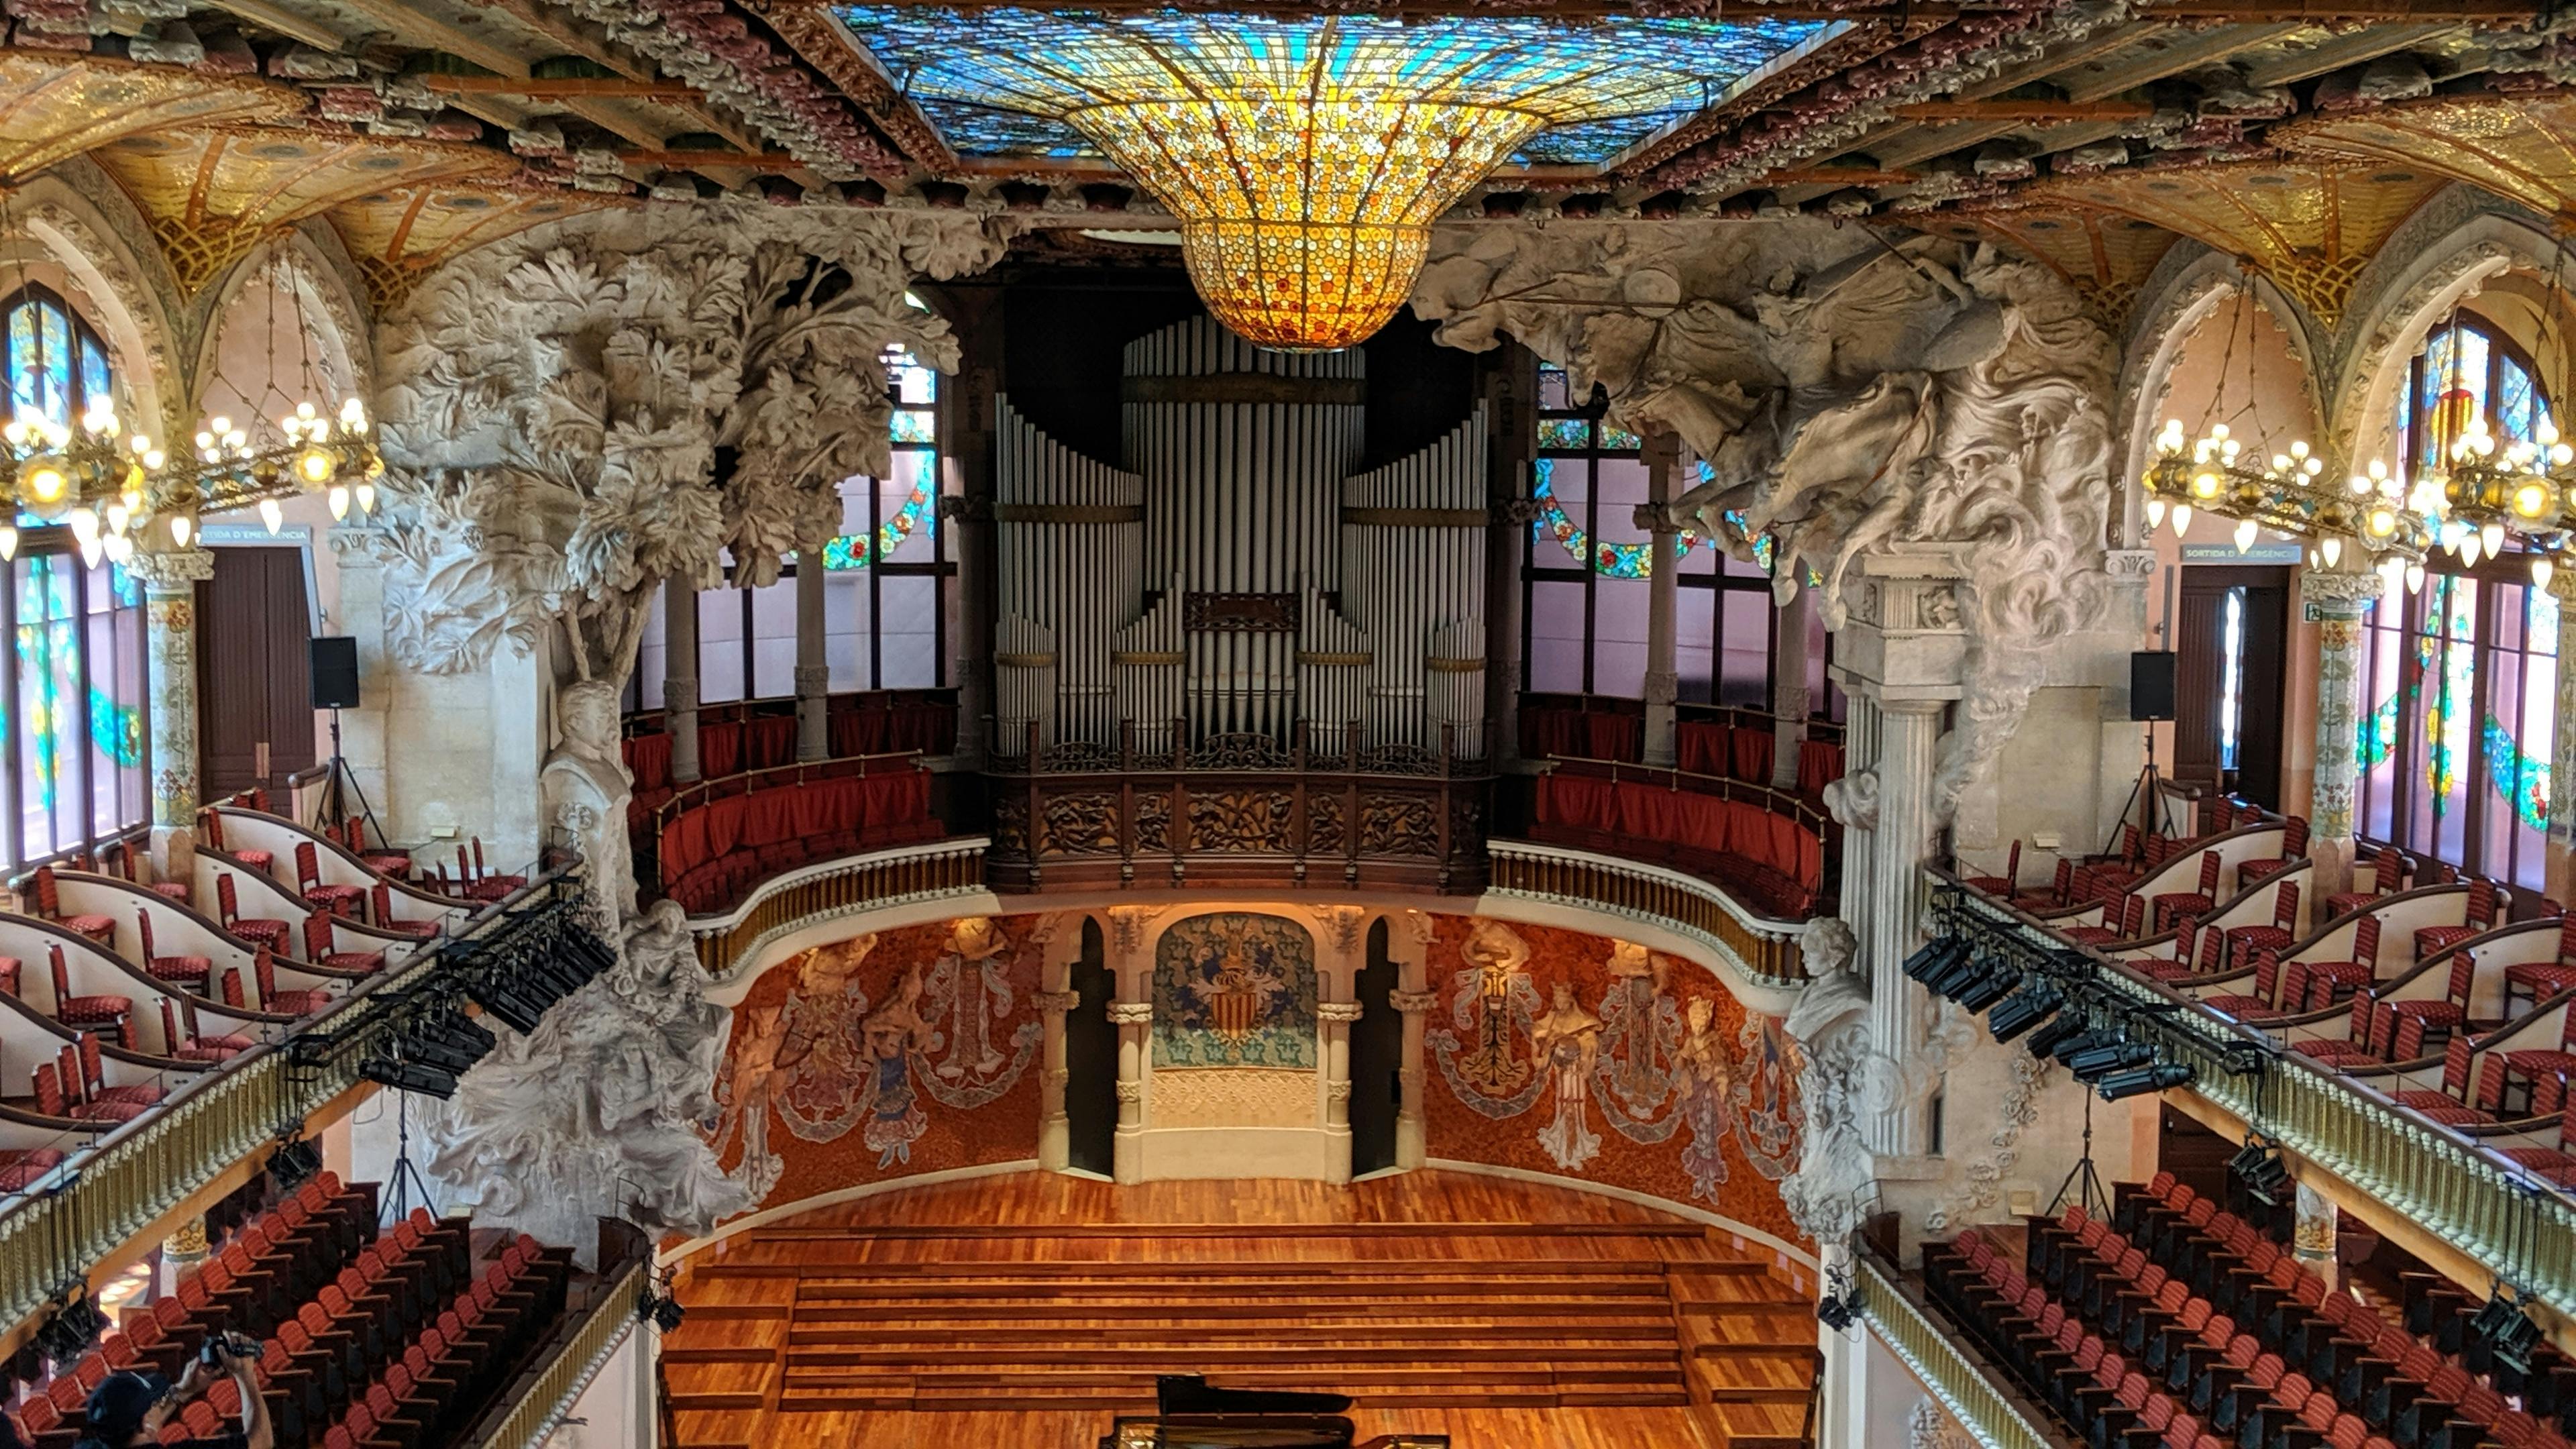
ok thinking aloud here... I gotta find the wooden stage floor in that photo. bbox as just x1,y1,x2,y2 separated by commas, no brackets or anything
665,1171,1819,1449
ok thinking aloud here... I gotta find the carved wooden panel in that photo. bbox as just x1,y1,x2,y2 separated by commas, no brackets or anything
1182,592,1300,633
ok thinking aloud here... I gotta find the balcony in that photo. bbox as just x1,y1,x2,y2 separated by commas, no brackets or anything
984,724,1493,894
1855,1246,2068,1449
1931,868,2576,1326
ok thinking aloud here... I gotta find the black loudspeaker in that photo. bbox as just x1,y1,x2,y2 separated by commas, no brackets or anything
2130,650,2177,722
309,637,360,710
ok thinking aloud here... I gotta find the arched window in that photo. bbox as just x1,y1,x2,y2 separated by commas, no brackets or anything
0,286,147,870
3,284,113,429
2357,315,2558,889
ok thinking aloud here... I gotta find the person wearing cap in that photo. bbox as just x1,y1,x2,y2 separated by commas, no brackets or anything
76,1338,271,1449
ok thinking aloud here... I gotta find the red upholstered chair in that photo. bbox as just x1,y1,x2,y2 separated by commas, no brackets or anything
47,944,130,1042
214,873,290,954
2386,951,2479,1060
0,1143,64,1191
2326,850,2406,920
255,949,333,1018
2224,881,2300,973
158,998,248,1063
343,818,411,880
370,882,437,938
197,810,272,875
30,865,116,947
2415,878,2500,962
133,910,211,989
77,1031,161,1108
2499,1012,2576,1117
1966,839,2021,898
294,843,367,918
2504,913,2576,1016
301,913,384,975
2387,1036,2505,1124
0,956,17,998
456,839,525,903
2204,949,2297,1023
2498,1100,2576,1187
2152,853,2223,933
2294,916,2381,1011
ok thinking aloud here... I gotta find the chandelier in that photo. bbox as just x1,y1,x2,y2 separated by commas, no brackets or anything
2141,420,2432,574
835,9,1824,350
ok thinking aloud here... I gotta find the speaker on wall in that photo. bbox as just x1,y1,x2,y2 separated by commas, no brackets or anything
2130,651,2177,722
309,637,360,711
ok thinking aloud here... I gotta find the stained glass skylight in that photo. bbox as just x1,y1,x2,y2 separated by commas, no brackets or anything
836,8,1831,168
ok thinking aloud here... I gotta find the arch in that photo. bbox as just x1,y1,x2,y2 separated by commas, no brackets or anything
0,169,183,442
2324,193,2559,467
0,280,117,426
191,231,375,431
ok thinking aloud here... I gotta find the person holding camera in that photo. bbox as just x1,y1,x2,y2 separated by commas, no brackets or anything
76,1332,271,1449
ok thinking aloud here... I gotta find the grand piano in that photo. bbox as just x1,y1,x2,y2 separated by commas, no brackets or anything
1093,1376,1451,1449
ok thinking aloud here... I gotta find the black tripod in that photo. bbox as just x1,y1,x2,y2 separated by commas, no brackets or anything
2051,1091,2112,1220
2102,724,2169,860
378,1087,443,1228
309,707,387,852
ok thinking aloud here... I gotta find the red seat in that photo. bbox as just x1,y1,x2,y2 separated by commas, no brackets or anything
47,943,131,1040
2387,1037,2502,1124
2326,849,2406,920
133,909,211,988
255,948,333,1017
2151,852,2224,932
1965,839,2021,897
76,1032,163,1106
214,873,290,953
30,864,117,945
2222,881,2301,972
2386,951,2479,1059
0,1145,64,1190
301,912,385,974
295,842,367,916
370,883,437,938
2414,879,2499,961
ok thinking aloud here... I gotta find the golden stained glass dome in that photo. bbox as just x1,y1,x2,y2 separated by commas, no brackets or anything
834,8,1828,349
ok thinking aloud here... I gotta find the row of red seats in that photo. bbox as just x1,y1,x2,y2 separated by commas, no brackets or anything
624,699,957,800
1529,767,1827,916
656,768,940,914
2112,1173,2569,1444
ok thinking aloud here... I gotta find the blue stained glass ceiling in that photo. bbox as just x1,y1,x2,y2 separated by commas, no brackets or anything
831,7,1835,168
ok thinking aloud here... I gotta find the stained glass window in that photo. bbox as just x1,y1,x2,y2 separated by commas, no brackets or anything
2356,315,2560,890
1520,362,1832,728
630,341,955,715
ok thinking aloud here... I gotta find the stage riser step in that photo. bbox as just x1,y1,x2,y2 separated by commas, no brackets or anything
794,1281,1673,1301
779,1368,1684,1389
712,1258,1676,1279
744,1223,1711,1240
792,1305,1678,1325
786,1325,1679,1346
780,1347,1683,1367
772,1391,1692,1412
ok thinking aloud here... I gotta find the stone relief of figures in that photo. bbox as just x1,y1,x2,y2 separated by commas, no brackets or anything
1430,919,1798,1203
706,917,1042,1199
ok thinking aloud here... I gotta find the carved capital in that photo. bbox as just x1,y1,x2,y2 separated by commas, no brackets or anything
128,547,217,590
938,494,993,523
1772,684,1812,719
792,664,830,694
1044,1067,1070,1088
1108,1001,1155,1026
1389,989,1440,1014
2103,548,2158,580
1315,904,1367,956
1395,909,1435,948
661,677,698,713
1316,1001,1364,1024
1643,671,1680,707
2299,565,2382,613
1492,496,1545,527
327,526,398,568
1034,990,1081,1014
1106,903,1157,959
1325,1079,1353,1102
1114,1080,1144,1104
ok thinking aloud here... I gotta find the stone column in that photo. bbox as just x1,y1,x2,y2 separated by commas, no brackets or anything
2547,571,2576,906
2301,566,2380,900
157,1215,209,1297
1390,987,1437,1171
661,581,701,784
1640,430,1682,769
1318,1001,1360,1183
794,555,828,762
1490,498,1539,765
1034,916,1083,1173
1864,698,1945,1159
1772,590,1814,792
1109,1000,1152,1184
2293,1181,2339,1290
133,547,216,881
1833,694,1882,978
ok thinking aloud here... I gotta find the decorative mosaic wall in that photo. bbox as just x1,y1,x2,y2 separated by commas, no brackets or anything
701,915,1044,1216
1151,912,1318,1069
1422,914,1805,1247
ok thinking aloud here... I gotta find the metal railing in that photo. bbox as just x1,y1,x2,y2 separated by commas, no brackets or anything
1857,1251,2065,1449
1488,839,1808,984
470,1254,646,1449
1936,868,2576,1323
0,872,576,1340
688,837,989,983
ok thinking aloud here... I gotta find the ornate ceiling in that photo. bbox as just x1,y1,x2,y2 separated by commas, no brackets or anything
0,0,2572,327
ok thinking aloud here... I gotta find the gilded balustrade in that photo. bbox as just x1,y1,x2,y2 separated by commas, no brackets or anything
686,837,990,982
1856,1252,2063,1449
1940,873,2576,1323
1487,839,1809,985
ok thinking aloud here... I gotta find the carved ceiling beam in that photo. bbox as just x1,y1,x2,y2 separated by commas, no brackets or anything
1886,99,2156,122
197,0,345,54
621,148,802,170
2237,23,2456,88
420,76,700,102
469,0,768,159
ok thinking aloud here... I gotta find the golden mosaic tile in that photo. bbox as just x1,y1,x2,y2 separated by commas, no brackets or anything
2273,91,2576,228
329,183,637,308
0,53,304,183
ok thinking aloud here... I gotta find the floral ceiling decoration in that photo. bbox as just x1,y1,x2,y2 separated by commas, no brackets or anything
826,7,1828,347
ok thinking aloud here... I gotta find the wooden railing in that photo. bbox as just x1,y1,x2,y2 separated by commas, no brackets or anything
687,838,989,983
1487,839,1808,985
1936,868,2576,1324
468,1250,647,1449
0,873,577,1342
1857,1250,2065,1449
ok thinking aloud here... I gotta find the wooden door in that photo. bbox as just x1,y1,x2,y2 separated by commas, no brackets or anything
2171,565,2291,806
1064,916,1118,1177
197,547,314,799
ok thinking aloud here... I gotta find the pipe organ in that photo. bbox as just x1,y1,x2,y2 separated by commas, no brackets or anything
996,315,1489,761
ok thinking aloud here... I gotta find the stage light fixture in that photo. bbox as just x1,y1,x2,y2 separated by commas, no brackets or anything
2024,1014,2089,1061
1925,948,1991,1001
2095,1061,2194,1101
34,1291,104,1368
1987,983,2065,1044
2229,1136,2292,1208
2067,1040,2156,1082
267,1136,323,1190
1954,965,2019,1014
1904,937,1966,986
2473,1291,2542,1375
465,973,545,1034
360,1055,458,1099
2050,1026,2121,1066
